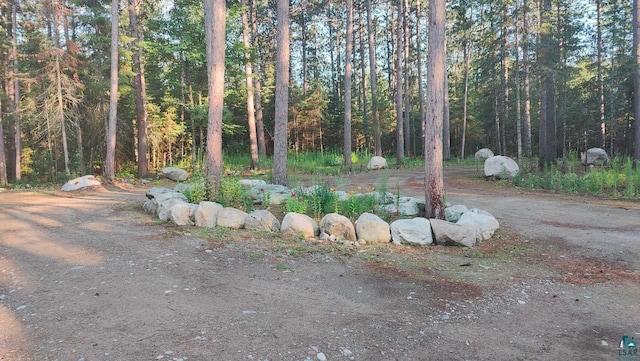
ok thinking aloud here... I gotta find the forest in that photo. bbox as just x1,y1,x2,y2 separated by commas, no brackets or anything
0,0,640,186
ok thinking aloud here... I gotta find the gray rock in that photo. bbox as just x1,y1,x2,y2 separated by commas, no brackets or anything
469,207,494,218
445,204,469,223
396,196,422,216
457,211,499,242
142,199,158,214
244,209,280,232
157,198,187,222
319,213,356,241
430,219,476,247
484,155,520,179
334,190,349,201
281,213,319,239
216,207,249,229
390,218,433,246
61,175,101,191
239,179,267,187
249,184,292,205
173,183,189,193
194,201,223,228
581,147,609,165
162,167,188,181
146,187,188,202
474,148,494,160
367,156,388,170
170,203,197,226
355,212,391,243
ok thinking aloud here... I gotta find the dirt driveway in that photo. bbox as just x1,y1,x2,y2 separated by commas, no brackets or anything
1,167,640,361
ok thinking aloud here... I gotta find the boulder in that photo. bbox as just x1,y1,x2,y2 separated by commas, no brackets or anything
249,184,292,205
457,211,499,242
484,155,520,179
244,210,280,232
444,204,469,223
157,198,187,222
216,207,249,229
61,175,101,192
581,147,609,166
360,191,395,205
142,199,158,215
146,187,188,202
367,156,388,170
281,213,319,239
390,218,433,246
334,190,349,201
162,167,188,181
396,197,422,216
170,203,197,226
239,179,267,187
468,208,494,218
355,212,391,243
430,219,476,247
194,201,224,228
474,148,494,161
319,213,356,241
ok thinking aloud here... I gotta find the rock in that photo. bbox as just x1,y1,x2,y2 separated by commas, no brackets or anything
319,213,356,241
162,167,188,181
444,204,469,223
249,184,292,205
170,203,197,226
216,207,249,229
146,187,188,202
61,175,101,191
430,219,476,247
173,183,189,193
457,211,499,242
142,199,158,215
469,207,494,218
396,196,422,216
334,190,349,201
194,201,223,228
157,198,187,222
239,179,267,187
484,155,520,179
355,213,391,243
474,148,494,160
390,218,433,246
367,156,388,170
360,191,395,204
281,213,319,239
244,209,280,232
581,147,609,165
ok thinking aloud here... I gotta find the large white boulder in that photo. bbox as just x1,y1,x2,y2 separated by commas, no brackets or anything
146,187,188,202
157,198,187,222
430,219,476,247
61,175,101,191
319,213,356,241
170,203,197,226
216,207,249,229
484,155,520,179
244,210,280,232
355,213,391,243
367,156,388,170
162,167,188,181
194,201,224,228
474,148,494,161
581,147,609,165
281,213,319,239
390,218,433,246
457,211,499,242
444,204,469,223
249,184,292,205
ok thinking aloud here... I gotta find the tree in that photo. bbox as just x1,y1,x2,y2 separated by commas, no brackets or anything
395,0,404,165
242,0,259,169
129,0,149,177
366,0,381,156
203,0,226,198
425,0,445,220
539,0,557,168
105,0,119,180
0,95,7,185
635,0,640,161
343,0,353,170
273,0,289,185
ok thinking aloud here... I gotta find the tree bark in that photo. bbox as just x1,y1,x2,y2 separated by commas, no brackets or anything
273,0,290,185
0,92,7,185
11,0,21,180
403,0,410,156
634,0,640,161
425,0,445,220
249,0,266,157
105,0,119,179
523,0,532,157
343,0,353,170
395,0,404,165
597,0,606,149
204,0,226,199
538,0,556,168
416,0,425,156
242,0,259,169
366,0,381,156
129,0,149,177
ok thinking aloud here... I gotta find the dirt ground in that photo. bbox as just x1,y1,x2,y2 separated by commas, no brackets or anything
1,166,640,361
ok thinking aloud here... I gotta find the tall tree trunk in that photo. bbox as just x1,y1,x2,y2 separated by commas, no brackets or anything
515,0,523,166
597,0,606,149
634,0,640,161
425,0,445,220
501,3,509,156
129,0,148,177
523,0,532,156
249,0,266,157
11,0,21,180
461,37,471,159
273,0,290,185
242,0,259,169
359,15,370,152
344,0,353,170
403,0,411,156
416,0,425,156
538,0,556,168
52,0,71,177
395,0,405,165
366,0,381,156
0,93,7,185
105,0,119,180
204,0,226,198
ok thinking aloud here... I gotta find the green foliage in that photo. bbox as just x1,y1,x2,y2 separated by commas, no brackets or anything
182,173,207,204
338,194,378,220
216,177,252,210
285,194,308,214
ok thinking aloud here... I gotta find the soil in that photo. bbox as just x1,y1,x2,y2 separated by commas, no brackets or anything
1,166,640,361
